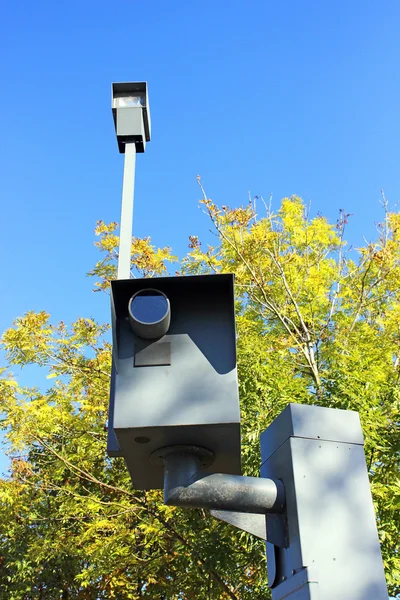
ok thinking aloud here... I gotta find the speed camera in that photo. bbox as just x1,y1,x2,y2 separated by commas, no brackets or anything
107,273,241,490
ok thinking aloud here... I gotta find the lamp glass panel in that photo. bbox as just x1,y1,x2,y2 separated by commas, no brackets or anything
113,95,145,108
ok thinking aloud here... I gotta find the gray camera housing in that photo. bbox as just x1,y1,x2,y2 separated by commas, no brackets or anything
107,273,241,490
112,81,151,153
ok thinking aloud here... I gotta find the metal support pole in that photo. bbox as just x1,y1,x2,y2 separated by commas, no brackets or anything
117,142,136,280
157,446,285,514
261,403,389,598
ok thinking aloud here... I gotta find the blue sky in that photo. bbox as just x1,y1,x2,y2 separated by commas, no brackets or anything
1,0,400,473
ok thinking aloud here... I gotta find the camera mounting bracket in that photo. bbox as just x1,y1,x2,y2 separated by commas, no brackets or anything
151,445,288,547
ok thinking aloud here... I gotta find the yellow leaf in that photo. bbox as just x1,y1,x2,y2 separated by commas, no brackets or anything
3,380,18,387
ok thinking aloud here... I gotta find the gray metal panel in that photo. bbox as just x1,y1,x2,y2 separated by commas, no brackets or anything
110,274,241,488
262,439,302,579
261,405,388,599
110,292,119,372
111,273,236,319
113,275,238,430
210,509,287,547
114,328,239,428
260,403,364,462
144,84,151,140
117,422,241,489
116,107,145,138
107,362,122,456
272,567,319,600
134,341,171,367
210,510,267,540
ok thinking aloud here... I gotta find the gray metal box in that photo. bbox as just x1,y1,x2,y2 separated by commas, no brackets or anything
112,81,151,154
108,274,241,489
260,403,388,599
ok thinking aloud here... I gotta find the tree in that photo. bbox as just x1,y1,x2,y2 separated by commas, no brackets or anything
1,191,399,598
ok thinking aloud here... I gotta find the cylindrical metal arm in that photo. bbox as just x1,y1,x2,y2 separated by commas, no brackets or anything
163,451,285,514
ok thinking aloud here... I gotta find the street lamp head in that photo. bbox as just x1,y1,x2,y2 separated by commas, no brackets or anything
112,82,151,154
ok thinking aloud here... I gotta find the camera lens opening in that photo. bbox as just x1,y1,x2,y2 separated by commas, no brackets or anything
130,290,169,324
128,289,171,339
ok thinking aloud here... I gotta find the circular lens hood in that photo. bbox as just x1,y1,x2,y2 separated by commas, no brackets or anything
128,288,171,339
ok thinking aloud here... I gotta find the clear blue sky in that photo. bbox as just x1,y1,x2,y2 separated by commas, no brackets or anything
1,0,400,472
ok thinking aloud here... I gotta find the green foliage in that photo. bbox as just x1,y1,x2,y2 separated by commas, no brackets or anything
0,192,399,597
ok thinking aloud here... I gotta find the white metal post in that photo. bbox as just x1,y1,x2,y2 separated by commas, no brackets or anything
117,142,136,280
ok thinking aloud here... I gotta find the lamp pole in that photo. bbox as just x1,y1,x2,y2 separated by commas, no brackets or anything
117,142,136,279
111,81,151,280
